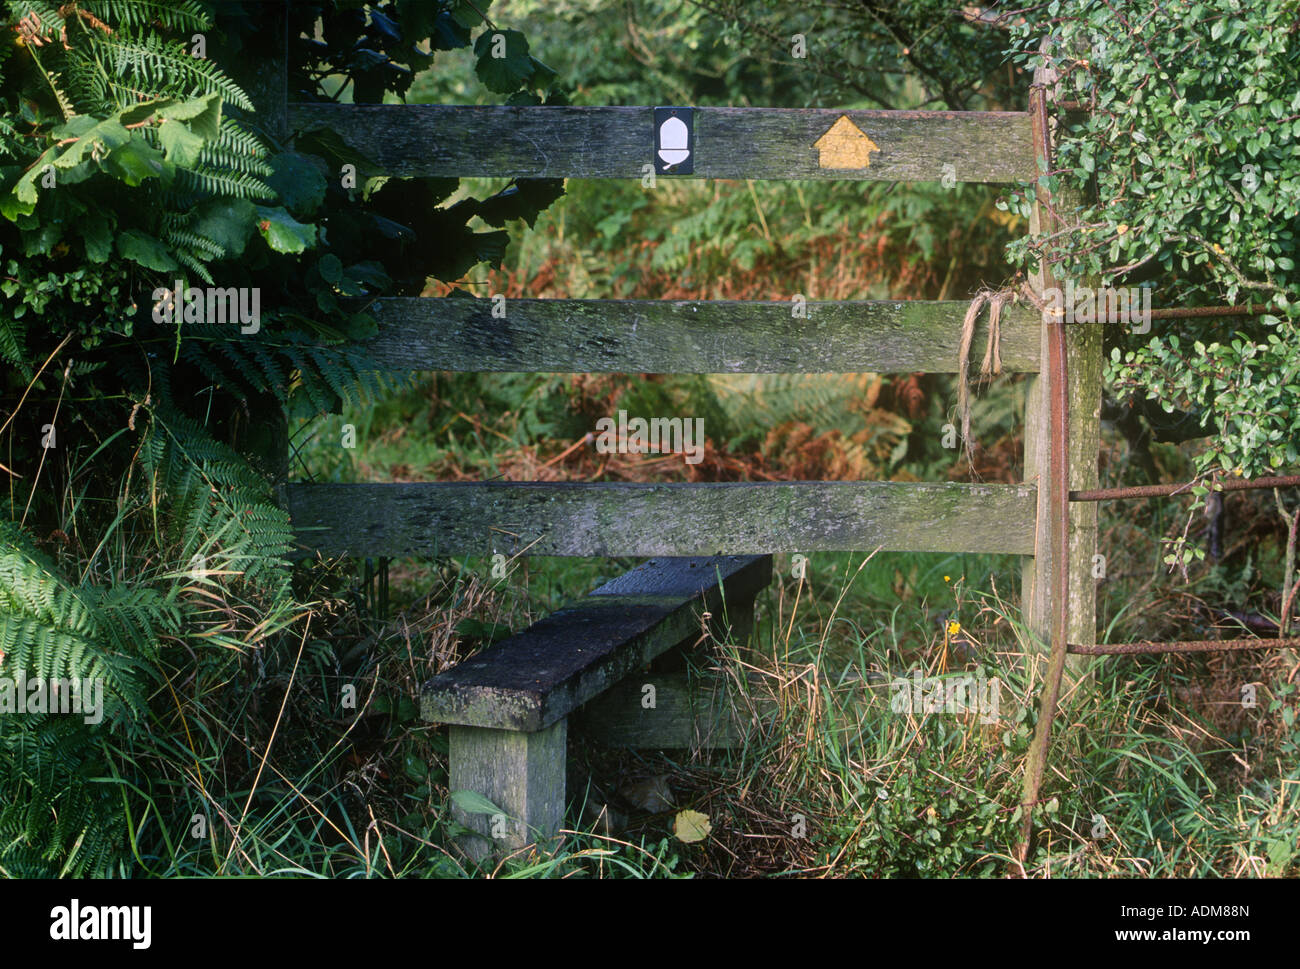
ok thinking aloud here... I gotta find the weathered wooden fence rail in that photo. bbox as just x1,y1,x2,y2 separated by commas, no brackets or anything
358,298,1041,374
287,104,1036,182
287,481,1038,558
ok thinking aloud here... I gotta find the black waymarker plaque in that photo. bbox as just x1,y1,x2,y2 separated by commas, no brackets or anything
653,106,694,175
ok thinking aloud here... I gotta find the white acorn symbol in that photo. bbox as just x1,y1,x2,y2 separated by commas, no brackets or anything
658,115,690,166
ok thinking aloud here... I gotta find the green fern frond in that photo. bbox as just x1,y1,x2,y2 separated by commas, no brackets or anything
199,142,275,179
8,2,66,37
281,347,334,414
176,165,273,200
140,403,294,590
172,248,215,284
21,41,78,120
0,116,23,159
162,226,227,261
0,521,162,720
247,343,289,397
0,523,97,634
177,337,243,399
82,0,211,33
706,373,880,428
91,583,181,660
212,118,271,163
0,715,128,877
93,31,253,110
0,316,31,378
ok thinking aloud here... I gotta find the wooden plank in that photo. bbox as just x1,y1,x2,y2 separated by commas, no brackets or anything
588,554,771,601
288,481,1037,558
360,298,1040,374
287,104,1035,182
573,669,896,749
449,720,566,859
574,672,753,749
422,556,772,731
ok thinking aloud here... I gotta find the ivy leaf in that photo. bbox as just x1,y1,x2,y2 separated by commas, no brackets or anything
24,221,63,257
528,57,557,92
47,157,97,186
318,253,343,284
370,213,416,241
475,179,565,228
0,192,35,221
103,139,169,187
367,8,402,45
431,9,471,50
394,0,445,41
54,119,131,169
348,47,389,73
474,29,534,93
116,230,177,271
117,98,173,126
293,127,381,189
81,216,113,262
450,0,492,28
48,115,101,139
254,205,317,254
472,229,509,268
9,147,58,209
344,261,391,293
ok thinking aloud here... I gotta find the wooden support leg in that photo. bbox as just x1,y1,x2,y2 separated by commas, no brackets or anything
655,594,758,671
726,599,756,647
577,592,764,749
575,671,744,749
449,719,567,860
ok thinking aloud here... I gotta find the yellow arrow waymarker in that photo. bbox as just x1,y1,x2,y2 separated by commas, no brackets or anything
813,115,880,169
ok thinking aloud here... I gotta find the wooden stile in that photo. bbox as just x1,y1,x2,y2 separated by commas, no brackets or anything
423,556,771,731
251,25,1104,858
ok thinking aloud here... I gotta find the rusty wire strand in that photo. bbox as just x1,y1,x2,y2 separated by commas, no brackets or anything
1067,637,1300,655
1071,474,1300,502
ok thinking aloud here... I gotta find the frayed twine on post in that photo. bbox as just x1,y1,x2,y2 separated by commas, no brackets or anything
956,282,1045,467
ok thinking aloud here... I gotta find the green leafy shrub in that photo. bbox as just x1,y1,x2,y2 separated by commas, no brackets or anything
1006,0,1300,484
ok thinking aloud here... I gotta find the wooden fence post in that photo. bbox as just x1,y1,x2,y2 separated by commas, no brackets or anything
1021,71,1101,674
238,2,290,506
